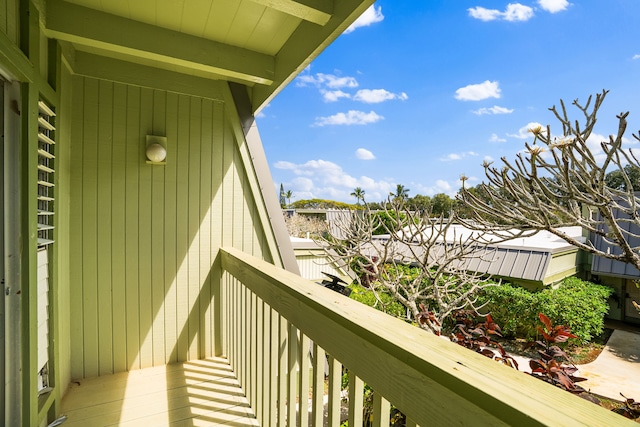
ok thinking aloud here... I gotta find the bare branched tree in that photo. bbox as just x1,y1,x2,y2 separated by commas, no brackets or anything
318,200,497,335
459,90,640,271
284,212,328,238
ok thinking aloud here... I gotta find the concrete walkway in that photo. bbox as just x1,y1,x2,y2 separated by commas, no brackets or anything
577,329,640,400
507,329,640,401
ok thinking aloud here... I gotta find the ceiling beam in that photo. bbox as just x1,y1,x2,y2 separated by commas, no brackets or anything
72,51,226,101
44,0,275,85
249,0,333,25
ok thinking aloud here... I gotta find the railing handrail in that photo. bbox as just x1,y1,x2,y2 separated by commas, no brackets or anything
220,246,632,426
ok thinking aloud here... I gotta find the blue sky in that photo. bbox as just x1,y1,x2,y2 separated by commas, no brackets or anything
256,0,640,204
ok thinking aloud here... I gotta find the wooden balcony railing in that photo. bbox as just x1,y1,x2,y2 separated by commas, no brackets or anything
219,246,629,426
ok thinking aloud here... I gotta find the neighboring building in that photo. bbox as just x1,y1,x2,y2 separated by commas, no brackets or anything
292,208,584,288
443,225,584,289
590,220,640,323
290,237,348,282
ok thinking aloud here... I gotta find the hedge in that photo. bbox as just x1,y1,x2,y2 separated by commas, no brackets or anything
479,277,613,342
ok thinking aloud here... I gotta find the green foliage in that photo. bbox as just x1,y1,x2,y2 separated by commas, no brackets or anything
290,198,358,210
406,194,431,212
347,283,407,319
431,193,453,217
371,210,409,235
479,277,613,342
605,164,640,191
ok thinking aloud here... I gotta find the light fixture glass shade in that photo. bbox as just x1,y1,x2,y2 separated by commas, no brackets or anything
146,143,166,162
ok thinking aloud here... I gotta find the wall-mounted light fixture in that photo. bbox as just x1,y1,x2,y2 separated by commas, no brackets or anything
146,135,167,165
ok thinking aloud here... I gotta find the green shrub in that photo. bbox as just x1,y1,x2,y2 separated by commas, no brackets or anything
545,277,613,341
348,282,407,320
479,277,613,342
477,282,538,338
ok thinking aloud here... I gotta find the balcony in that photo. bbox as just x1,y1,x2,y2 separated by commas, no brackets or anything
61,247,628,426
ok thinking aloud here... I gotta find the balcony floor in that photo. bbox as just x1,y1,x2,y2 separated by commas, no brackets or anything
60,356,258,426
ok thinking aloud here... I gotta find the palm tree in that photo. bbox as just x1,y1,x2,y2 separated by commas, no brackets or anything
350,187,365,205
391,184,409,204
284,190,293,207
279,183,286,208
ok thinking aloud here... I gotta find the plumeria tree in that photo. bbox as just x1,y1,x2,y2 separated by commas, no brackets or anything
318,198,497,335
459,90,640,271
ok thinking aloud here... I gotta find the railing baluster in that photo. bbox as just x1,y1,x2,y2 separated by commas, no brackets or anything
238,287,247,396
311,344,325,427
278,315,287,426
242,288,251,402
288,323,299,425
298,333,311,427
372,393,391,427
269,307,278,426
232,277,240,380
327,355,341,427
348,371,364,427
255,295,264,425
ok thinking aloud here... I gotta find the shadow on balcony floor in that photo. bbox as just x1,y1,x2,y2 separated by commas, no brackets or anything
60,356,258,426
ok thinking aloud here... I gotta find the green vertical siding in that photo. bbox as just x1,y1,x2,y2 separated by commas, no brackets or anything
0,0,19,45
68,75,272,378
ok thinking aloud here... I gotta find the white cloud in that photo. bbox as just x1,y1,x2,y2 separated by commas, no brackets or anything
489,133,507,143
633,54,640,60
468,3,534,22
274,159,394,202
413,179,457,197
484,155,495,163
353,89,408,103
296,73,359,89
467,7,502,21
295,71,407,107
322,90,351,102
537,0,570,13
344,5,384,34
355,148,376,160
472,105,514,115
508,122,544,139
504,3,535,21
455,80,501,101
313,110,384,126
440,151,479,162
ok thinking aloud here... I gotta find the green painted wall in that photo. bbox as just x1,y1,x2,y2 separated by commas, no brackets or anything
0,0,19,45
68,75,272,380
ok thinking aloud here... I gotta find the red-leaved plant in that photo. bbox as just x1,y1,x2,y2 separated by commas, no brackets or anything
527,313,586,393
450,310,518,369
